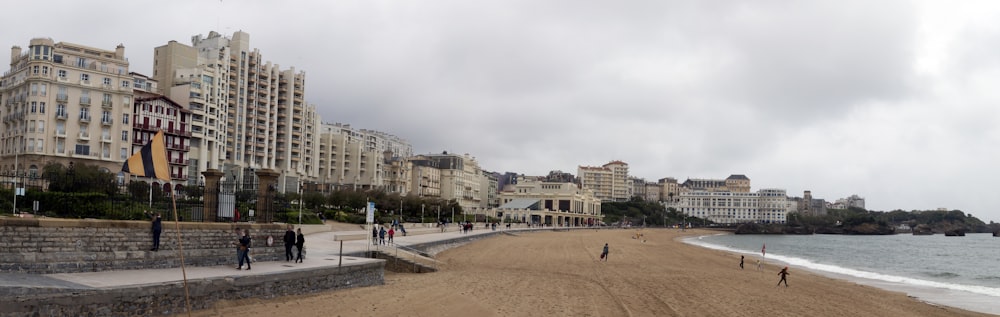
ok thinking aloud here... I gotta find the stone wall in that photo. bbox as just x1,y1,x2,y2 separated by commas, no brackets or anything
0,218,289,273
0,261,384,317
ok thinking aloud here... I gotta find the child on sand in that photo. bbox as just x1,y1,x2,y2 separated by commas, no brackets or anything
600,243,609,262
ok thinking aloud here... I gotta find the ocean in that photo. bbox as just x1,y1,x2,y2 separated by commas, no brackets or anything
685,232,1000,315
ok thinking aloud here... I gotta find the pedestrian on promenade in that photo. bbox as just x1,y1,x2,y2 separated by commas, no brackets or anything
379,226,387,245
600,243,609,262
149,211,162,251
283,225,295,261
388,227,395,244
372,226,379,245
740,255,744,269
295,228,305,263
777,266,790,287
233,227,242,268
238,229,252,270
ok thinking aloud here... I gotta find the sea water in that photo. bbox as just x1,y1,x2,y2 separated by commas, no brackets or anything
685,233,1000,315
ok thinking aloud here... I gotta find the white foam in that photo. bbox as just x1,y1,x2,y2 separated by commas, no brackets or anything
684,235,1000,298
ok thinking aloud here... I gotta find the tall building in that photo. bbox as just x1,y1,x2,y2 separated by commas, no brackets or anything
153,31,317,191
659,177,680,203
422,152,485,212
578,160,630,202
316,122,412,190
1,38,134,175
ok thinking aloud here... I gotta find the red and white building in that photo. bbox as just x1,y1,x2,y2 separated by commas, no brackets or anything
131,88,190,192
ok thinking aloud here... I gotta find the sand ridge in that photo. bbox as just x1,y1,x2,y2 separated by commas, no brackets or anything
189,229,990,317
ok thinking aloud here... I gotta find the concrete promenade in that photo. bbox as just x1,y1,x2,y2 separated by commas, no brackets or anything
0,222,531,297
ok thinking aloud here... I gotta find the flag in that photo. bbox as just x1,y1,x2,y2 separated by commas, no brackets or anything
762,243,766,257
122,130,170,182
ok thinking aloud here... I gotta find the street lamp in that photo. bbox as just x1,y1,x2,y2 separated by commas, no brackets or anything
297,181,303,225
421,204,425,227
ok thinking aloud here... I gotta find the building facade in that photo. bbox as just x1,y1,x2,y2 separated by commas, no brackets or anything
316,122,413,190
1,38,134,175
152,31,317,191
496,176,603,226
666,174,787,224
131,90,191,189
578,160,630,202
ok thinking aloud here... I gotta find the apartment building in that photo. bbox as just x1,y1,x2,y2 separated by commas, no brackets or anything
578,160,630,202
316,122,413,190
422,152,485,212
1,38,134,175
659,177,680,203
153,31,317,191
131,90,192,189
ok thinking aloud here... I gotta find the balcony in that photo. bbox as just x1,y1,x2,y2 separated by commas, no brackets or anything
55,129,66,137
55,111,67,120
167,143,191,151
56,94,68,102
77,132,90,140
101,99,112,108
101,118,113,126
169,159,190,165
79,97,91,105
79,114,91,123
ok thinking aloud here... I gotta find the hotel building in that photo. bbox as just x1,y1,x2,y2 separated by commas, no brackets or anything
316,122,413,190
667,175,788,224
496,176,603,226
577,160,630,202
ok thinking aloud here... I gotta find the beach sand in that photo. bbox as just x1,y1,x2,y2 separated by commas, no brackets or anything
190,229,990,317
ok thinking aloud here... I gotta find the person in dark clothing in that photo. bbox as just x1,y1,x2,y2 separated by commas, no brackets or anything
372,226,379,245
740,255,745,269
379,226,387,245
283,225,296,261
150,212,162,251
295,228,305,263
777,266,790,287
600,243,609,262
238,229,252,270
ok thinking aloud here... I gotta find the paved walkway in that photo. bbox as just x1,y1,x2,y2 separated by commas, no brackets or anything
0,223,533,293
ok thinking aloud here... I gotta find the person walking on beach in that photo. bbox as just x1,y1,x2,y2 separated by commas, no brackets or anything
295,228,305,263
740,255,745,269
283,225,296,261
238,229,252,270
600,243,609,262
777,266,790,287
149,212,162,251
756,259,762,271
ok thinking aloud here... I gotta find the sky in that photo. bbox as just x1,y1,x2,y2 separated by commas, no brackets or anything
3,1,1000,223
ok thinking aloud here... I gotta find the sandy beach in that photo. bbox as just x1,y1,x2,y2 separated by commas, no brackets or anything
190,228,990,317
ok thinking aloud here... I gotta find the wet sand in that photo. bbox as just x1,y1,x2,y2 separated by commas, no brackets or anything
191,229,990,317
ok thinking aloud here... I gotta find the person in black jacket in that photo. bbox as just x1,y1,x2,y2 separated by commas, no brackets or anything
150,212,162,251
238,229,252,270
283,225,296,261
295,228,305,263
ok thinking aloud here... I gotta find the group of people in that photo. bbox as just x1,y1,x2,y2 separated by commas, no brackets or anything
739,255,790,287
284,225,305,263
372,225,395,245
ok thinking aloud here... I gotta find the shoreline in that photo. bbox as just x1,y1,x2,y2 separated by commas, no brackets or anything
190,228,991,317
684,231,999,315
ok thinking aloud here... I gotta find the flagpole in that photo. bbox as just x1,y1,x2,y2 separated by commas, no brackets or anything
170,185,193,316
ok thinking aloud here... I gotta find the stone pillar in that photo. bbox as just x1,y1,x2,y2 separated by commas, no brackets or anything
201,169,224,222
255,169,280,223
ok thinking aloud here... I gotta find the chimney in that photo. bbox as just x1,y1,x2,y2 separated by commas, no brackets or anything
11,46,21,64
115,44,125,60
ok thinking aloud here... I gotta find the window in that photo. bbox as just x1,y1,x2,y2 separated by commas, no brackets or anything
57,69,67,78
121,130,129,141
101,127,110,141
36,139,43,152
28,120,35,132
120,148,128,160
75,144,90,155
56,121,65,135
37,121,44,133
122,113,129,124
102,144,110,158
42,66,48,75
30,102,36,113
80,107,89,119
76,57,87,68
80,73,90,82
122,80,130,88
56,139,64,153
39,102,45,113
39,84,46,96
103,78,111,86
56,104,66,117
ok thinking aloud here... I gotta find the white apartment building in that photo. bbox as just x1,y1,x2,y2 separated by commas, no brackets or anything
578,160,630,202
1,38,134,175
496,176,603,226
832,194,866,210
421,152,485,212
316,122,413,190
153,31,317,191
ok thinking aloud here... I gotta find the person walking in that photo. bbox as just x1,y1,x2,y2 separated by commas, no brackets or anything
295,228,305,263
600,243,609,262
379,226,387,245
388,227,395,244
740,255,745,269
777,266,790,287
238,229,252,270
756,259,762,271
372,226,378,245
283,225,296,261
150,212,162,251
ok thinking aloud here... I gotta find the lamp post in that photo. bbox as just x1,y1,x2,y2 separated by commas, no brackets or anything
297,181,303,225
421,204,424,227
12,142,18,215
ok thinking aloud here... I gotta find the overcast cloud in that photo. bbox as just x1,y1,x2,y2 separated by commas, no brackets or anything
4,1,999,222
